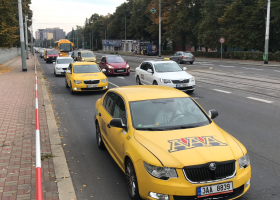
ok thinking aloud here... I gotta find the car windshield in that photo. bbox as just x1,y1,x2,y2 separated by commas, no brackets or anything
73,65,100,73
47,51,58,54
60,43,71,52
57,59,73,64
81,52,95,57
73,51,78,56
154,62,183,73
130,98,210,130
107,56,125,63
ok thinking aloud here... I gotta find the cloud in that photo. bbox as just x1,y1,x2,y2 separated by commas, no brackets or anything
30,0,126,34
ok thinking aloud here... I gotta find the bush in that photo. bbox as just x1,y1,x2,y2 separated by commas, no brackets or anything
161,50,176,55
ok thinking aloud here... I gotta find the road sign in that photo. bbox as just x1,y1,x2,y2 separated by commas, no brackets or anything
220,38,225,44
150,8,156,14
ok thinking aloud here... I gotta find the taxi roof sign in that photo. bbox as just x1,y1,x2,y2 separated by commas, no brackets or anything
164,58,170,61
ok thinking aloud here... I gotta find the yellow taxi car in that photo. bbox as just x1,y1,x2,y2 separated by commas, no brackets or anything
94,86,251,200
65,62,108,94
77,51,97,62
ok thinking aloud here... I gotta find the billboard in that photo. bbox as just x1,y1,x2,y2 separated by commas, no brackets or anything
102,40,122,47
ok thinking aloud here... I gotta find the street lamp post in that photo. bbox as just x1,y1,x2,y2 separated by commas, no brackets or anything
17,0,27,71
159,0,161,57
125,14,126,52
25,15,29,59
264,0,271,64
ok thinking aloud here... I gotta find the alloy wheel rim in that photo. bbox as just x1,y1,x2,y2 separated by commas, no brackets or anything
136,77,140,85
126,163,136,197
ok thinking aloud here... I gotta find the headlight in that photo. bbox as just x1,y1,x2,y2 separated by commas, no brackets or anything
56,67,61,70
126,64,130,68
101,79,107,83
60,54,62,55
238,154,250,169
73,80,82,84
144,162,177,180
82,59,85,61
190,77,195,82
106,65,114,69
160,79,171,84
47,56,49,58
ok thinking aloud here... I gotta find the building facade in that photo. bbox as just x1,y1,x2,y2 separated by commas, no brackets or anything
35,28,65,41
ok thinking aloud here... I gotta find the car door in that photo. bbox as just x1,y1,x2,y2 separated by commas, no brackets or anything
171,53,177,61
98,92,118,155
139,62,149,84
145,62,154,84
66,64,72,85
77,52,81,61
108,94,128,167
99,57,106,69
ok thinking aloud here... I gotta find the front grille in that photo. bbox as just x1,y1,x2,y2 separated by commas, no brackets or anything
176,86,193,91
84,80,100,84
173,185,244,200
81,87,103,91
114,69,126,73
183,161,236,183
62,68,67,70
172,79,189,84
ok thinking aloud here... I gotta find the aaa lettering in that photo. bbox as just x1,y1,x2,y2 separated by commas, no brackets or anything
168,136,228,153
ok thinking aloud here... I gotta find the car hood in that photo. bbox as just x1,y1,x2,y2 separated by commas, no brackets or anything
134,123,244,168
72,72,106,80
155,71,193,80
47,54,59,57
83,57,96,62
107,63,127,68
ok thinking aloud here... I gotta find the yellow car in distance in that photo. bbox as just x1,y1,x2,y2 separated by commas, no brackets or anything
77,51,97,62
65,62,108,94
94,86,251,200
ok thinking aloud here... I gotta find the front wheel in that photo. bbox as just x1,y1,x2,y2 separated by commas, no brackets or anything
65,79,69,88
136,76,141,85
153,81,158,85
190,62,193,65
126,73,130,76
125,159,142,200
70,82,75,94
96,122,106,150
177,59,181,64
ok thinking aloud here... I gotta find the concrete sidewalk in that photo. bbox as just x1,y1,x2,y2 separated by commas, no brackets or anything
0,54,75,200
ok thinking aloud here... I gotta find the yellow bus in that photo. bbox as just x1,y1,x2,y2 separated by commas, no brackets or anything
55,39,74,57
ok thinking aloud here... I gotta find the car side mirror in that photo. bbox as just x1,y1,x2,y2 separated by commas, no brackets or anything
102,69,106,73
53,62,55,65
183,67,187,71
66,70,71,74
147,69,153,73
208,110,218,119
110,118,127,129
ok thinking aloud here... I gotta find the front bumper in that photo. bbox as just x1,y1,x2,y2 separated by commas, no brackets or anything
47,57,58,62
159,82,195,92
107,68,130,75
135,160,251,200
55,69,68,75
71,81,109,92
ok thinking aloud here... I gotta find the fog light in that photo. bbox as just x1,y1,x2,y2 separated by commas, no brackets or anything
104,86,108,89
149,192,169,200
246,179,250,188
108,70,111,72
74,88,79,90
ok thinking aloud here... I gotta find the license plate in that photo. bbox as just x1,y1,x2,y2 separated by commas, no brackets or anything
87,85,98,88
64,70,66,72
118,69,124,72
176,84,186,88
197,182,233,198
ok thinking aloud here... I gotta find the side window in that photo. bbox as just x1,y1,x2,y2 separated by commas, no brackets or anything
103,92,118,116
173,53,177,56
140,62,147,71
113,96,127,125
101,57,106,63
147,63,153,72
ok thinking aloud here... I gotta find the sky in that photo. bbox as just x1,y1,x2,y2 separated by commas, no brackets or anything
30,0,127,34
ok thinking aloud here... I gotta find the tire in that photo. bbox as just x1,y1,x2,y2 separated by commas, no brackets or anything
187,90,194,94
70,82,75,94
65,79,69,88
96,122,106,150
153,81,158,85
136,76,141,85
126,73,130,76
177,59,181,64
54,70,57,77
190,62,193,65
125,159,142,200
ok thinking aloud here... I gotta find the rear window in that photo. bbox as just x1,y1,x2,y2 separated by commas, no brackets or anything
81,52,95,57
47,51,58,54
107,56,125,63
73,51,78,56
184,53,193,56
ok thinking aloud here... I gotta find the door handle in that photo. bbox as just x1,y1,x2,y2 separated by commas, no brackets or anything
99,113,101,116
107,124,111,128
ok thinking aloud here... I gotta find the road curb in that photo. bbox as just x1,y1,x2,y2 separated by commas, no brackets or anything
36,56,76,200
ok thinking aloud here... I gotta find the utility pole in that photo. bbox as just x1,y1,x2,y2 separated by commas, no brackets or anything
264,0,271,64
31,18,34,55
90,33,91,50
96,39,97,50
125,14,126,52
18,0,27,71
25,15,29,59
159,0,161,57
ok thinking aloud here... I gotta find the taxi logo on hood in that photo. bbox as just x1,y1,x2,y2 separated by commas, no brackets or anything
168,136,228,153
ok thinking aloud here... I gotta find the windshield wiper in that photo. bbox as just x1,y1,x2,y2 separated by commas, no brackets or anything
137,127,167,131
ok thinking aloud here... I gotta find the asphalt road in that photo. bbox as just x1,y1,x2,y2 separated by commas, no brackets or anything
38,54,280,200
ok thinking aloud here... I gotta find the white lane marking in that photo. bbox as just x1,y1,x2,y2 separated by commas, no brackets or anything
241,67,263,70
201,64,214,66
117,76,125,79
109,82,119,87
274,70,280,73
219,65,235,68
246,97,273,103
213,89,232,94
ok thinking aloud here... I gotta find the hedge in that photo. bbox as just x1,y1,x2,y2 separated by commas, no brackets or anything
161,50,280,62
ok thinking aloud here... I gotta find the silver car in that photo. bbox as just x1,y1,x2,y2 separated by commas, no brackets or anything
170,51,195,64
